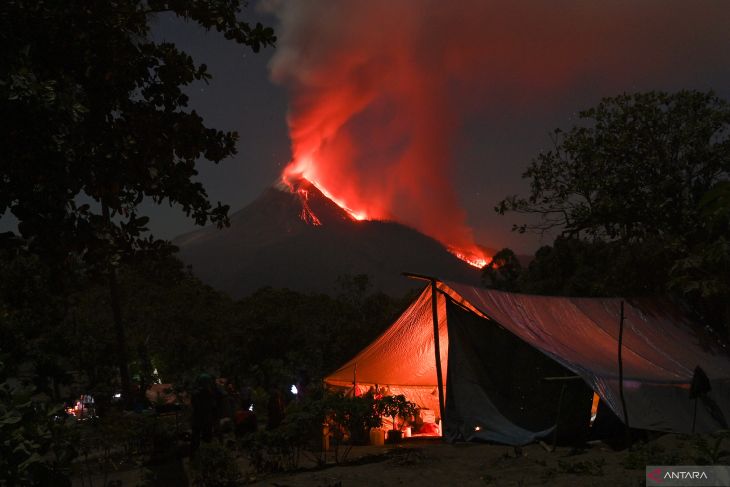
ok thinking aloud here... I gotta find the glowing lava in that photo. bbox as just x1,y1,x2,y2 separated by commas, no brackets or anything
281,163,489,269
282,168,368,222
270,0,495,272
448,248,489,269
267,0,730,273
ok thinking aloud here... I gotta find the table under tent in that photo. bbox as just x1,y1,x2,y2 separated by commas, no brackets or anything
324,279,730,445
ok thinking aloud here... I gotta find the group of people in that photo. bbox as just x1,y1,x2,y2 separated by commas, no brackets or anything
189,374,258,453
189,372,310,454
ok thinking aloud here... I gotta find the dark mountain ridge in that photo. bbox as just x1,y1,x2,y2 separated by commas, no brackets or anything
174,178,483,297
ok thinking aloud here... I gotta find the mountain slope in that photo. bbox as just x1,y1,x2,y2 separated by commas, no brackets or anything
174,179,482,297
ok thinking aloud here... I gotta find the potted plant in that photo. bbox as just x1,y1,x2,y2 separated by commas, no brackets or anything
345,392,383,445
377,394,418,443
325,393,381,441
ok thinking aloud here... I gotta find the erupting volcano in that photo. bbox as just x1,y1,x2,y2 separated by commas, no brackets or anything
280,161,489,269
174,178,485,297
268,1,496,270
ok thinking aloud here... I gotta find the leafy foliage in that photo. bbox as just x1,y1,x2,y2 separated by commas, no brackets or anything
1,1,276,267
0,249,75,399
1,2,274,483
246,389,386,472
482,248,523,291
502,236,675,297
377,394,418,431
0,359,76,487
190,441,241,487
495,91,730,333
498,91,730,241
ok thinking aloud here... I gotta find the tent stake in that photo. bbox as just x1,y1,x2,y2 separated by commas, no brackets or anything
618,300,631,449
431,280,446,430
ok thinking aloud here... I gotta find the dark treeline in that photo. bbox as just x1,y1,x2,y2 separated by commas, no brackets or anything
0,242,414,484
1,246,413,401
487,91,730,338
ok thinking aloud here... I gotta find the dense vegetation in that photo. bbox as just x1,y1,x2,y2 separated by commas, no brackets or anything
490,91,730,336
1,0,275,404
0,243,413,483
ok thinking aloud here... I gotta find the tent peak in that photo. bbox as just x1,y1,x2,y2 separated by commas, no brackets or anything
402,271,441,283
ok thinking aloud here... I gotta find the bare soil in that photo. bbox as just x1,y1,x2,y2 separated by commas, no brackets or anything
242,436,683,487
73,433,723,486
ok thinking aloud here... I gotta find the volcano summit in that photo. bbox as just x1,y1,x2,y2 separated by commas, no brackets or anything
173,178,484,297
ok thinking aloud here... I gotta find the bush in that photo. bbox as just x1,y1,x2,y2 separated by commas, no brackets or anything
377,394,418,431
244,390,386,472
245,392,327,473
0,359,77,487
246,429,298,474
190,441,241,487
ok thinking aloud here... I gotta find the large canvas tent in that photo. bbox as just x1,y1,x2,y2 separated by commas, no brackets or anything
325,280,730,445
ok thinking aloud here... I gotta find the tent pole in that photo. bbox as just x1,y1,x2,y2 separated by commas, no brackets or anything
402,273,446,430
552,381,567,451
431,280,446,429
353,363,357,396
618,300,631,448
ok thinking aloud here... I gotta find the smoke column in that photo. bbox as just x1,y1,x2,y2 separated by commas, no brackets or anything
265,0,730,263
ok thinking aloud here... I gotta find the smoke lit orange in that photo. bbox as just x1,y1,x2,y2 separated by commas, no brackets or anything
267,0,730,271
282,158,489,268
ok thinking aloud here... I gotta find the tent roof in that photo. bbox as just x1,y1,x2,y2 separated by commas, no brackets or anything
326,285,448,388
326,280,730,389
445,281,730,385
325,279,730,435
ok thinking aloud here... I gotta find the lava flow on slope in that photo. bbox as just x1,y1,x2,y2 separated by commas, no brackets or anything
281,167,489,269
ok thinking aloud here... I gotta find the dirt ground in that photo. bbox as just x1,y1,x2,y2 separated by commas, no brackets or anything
73,433,724,486
242,436,692,487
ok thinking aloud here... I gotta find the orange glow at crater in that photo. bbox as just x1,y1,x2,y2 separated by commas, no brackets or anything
282,157,489,269
282,164,369,222
267,0,730,273
272,1,503,271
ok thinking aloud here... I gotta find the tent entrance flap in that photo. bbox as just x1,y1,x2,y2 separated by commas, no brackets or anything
443,297,593,445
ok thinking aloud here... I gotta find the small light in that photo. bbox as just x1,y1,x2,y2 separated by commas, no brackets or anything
290,385,298,395
475,426,481,431
113,393,122,399
248,404,254,412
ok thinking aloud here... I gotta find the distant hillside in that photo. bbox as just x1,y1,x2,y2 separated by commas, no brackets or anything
173,178,483,297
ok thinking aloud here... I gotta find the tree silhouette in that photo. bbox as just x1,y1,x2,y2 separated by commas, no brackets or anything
0,1,275,403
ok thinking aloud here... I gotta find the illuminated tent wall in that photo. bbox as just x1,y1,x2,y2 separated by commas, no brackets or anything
325,285,450,416
325,280,730,445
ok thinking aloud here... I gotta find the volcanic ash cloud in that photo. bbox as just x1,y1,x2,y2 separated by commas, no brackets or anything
264,0,730,265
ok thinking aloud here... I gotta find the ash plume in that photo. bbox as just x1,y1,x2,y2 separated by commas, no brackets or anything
264,0,730,260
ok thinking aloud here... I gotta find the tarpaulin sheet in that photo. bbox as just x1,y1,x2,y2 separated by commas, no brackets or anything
325,286,447,415
325,280,730,439
444,298,562,444
443,281,730,433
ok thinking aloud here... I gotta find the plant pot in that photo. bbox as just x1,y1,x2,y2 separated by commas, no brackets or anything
369,428,385,446
386,429,403,444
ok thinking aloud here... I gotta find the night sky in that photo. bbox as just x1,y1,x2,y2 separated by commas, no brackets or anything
6,2,730,255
